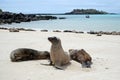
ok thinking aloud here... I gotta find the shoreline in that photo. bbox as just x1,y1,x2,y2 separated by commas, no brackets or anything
0,26,120,36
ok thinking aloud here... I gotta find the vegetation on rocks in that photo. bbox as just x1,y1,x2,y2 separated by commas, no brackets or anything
65,9,108,14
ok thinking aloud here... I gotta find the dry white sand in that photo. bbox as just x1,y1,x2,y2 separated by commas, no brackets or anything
0,30,120,80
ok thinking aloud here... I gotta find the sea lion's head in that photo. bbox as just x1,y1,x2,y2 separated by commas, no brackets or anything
48,36,60,44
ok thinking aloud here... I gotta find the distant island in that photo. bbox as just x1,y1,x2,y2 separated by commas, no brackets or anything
65,9,108,14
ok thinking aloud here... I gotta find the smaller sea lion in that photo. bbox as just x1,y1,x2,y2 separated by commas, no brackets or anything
69,49,92,68
10,48,50,62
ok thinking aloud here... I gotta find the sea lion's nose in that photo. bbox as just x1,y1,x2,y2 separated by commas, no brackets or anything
48,37,52,41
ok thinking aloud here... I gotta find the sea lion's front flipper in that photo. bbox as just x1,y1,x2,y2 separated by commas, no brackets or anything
81,61,91,68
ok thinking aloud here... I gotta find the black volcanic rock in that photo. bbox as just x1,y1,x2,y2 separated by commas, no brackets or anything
0,9,2,13
59,17,66,19
9,28,19,32
41,29,48,32
0,10,57,24
63,30,73,32
53,30,61,32
87,31,120,35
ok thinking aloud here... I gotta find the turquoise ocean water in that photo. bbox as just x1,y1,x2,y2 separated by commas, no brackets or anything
2,14,120,31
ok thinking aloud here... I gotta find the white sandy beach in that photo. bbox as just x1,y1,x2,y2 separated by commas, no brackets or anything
0,29,120,80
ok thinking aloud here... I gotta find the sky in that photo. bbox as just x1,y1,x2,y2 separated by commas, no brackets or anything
0,0,120,13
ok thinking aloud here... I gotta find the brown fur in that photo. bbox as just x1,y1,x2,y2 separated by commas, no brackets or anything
10,48,50,62
48,37,70,69
69,49,92,68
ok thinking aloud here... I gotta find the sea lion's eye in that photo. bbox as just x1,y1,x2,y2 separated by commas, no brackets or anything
54,37,57,40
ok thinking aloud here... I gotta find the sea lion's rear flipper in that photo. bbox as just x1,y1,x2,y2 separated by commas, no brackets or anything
54,65,64,70
40,63,52,66
54,62,64,70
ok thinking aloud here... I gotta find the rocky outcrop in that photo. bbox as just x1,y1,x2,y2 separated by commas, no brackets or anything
9,28,19,32
59,17,66,19
87,31,120,35
0,12,57,24
63,30,84,33
0,27,8,30
63,30,73,32
41,30,48,32
53,30,61,32
0,27,36,32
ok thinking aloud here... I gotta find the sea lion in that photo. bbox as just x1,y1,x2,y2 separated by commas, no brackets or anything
48,36,70,69
10,48,50,62
69,49,92,68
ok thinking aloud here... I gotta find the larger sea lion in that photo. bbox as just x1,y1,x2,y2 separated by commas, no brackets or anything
69,49,92,68
10,48,50,62
48,36,70,69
